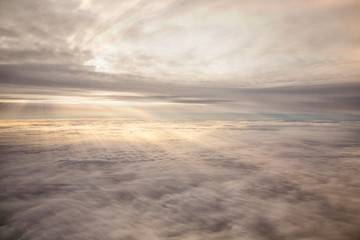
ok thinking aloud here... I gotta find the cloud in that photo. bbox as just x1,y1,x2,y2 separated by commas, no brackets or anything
1,120,360,239
1,0,359,83
0,63,359,119
0,0,359,119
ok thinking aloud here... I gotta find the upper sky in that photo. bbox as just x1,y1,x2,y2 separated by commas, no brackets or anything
0,0,359,119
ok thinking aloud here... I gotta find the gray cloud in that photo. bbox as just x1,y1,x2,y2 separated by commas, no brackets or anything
0,63,359,119
0,0,359,83
1,120,360,239
0,0,94,65
0,0,359,119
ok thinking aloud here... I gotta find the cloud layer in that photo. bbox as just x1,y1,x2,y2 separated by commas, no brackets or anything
1,119,360,239
0,63,359,120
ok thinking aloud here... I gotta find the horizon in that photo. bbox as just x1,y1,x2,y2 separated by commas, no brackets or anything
1,1,360,240
0,0,359,120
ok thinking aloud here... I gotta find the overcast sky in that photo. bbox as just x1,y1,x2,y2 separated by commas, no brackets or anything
0,0,359,119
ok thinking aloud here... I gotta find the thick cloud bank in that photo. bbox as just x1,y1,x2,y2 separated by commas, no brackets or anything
1,119,360,239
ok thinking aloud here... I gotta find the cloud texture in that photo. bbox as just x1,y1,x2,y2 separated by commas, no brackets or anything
0,0,359,119
1,0,359,81
1,119,360,239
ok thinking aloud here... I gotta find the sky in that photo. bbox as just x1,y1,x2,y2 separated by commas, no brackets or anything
0,0,359,119
1,2,360,239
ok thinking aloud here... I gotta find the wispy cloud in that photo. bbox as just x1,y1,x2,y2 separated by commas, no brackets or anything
0,0,359,118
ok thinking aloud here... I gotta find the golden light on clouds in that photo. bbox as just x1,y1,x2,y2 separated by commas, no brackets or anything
0,0,359,118
0,1,360,238
74,0,360,81
1,119,360,238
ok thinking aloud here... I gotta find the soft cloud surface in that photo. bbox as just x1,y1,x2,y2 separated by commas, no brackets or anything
1,119,360,239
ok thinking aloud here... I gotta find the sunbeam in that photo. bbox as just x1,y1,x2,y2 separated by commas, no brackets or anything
1,0,359,239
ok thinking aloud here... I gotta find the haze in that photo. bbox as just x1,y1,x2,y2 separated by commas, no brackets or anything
0,1,360,240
